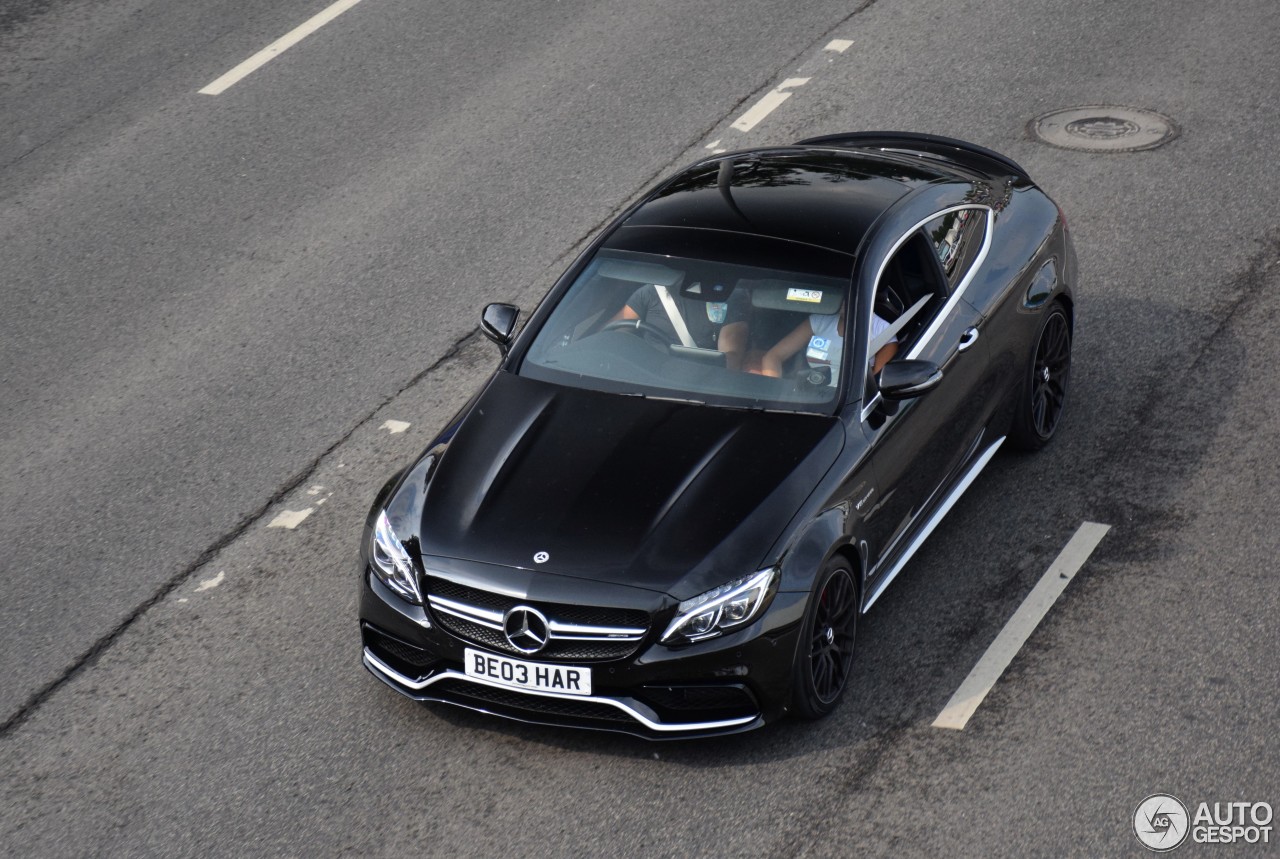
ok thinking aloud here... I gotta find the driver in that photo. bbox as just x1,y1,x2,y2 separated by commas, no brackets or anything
750,304,897,385
612,281,749,369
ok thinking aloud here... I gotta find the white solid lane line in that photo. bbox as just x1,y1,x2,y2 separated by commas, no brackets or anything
730,78,811,132
932,521,1111,730
199,0,366,95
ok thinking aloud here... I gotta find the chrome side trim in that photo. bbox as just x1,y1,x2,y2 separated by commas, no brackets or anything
860,391,884,423
904,206,994,361
363,649,758,733
860,205,993,425
863,435,1006,611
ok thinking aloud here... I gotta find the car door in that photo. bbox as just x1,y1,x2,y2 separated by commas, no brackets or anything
856,206,995,594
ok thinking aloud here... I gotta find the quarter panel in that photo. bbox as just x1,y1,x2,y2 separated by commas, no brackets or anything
965,187,1065,424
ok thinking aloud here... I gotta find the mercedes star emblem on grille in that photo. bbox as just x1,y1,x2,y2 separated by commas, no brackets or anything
503,606,550,654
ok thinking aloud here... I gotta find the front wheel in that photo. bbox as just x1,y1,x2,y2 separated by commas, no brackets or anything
791,558,859,720
1009,302,1071,451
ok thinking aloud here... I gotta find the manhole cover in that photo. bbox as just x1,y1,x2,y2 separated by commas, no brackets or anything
1029,105,1178,152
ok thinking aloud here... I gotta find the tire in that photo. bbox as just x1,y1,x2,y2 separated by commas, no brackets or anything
791,558,859,720
1009,302,1071,451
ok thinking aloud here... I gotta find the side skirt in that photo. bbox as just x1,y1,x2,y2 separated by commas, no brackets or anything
862,435,1006,611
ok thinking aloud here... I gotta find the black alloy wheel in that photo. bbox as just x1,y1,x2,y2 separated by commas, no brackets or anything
791,558,859,720
1011,303,1071,451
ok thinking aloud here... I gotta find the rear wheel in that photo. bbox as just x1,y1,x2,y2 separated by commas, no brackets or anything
791,558,859,720
1010,302,1071,451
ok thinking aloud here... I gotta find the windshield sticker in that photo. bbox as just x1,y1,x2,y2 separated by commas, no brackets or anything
787,288,823,303
706,302,728,324
806,336,830,361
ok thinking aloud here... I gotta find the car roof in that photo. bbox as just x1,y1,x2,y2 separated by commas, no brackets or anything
619,149,951,258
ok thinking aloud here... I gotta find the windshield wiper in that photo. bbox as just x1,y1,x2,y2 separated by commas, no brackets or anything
645,394,708,406
717,402,813,415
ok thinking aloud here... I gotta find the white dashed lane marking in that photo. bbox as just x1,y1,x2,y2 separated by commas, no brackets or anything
199,0,366,95
730,77,811,133
268,508,314,529
268,488,334,528
932,521,1112,730
703,36,857,150
196,571,226,592
381,420,411,434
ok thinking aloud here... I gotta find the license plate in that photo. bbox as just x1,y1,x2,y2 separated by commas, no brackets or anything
463,648,592,696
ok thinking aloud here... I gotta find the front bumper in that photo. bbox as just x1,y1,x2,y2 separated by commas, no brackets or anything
359,569,805,740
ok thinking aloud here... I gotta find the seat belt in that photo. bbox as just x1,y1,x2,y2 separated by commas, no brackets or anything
654,285,696,348
871,293,932,354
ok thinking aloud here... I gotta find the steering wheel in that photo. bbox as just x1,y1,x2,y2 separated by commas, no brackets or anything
875,283,906,321
602,318,673,345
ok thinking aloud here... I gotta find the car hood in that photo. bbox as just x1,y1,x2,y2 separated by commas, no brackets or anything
415,372,844,599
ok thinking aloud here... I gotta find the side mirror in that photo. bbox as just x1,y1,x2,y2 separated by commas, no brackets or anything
481,303,520,353
879,359,943,401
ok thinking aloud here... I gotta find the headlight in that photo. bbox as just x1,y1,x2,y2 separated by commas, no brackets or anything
661,567,778,644
369,510,422,604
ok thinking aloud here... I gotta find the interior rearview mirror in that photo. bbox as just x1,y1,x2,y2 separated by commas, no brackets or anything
481,303,520,353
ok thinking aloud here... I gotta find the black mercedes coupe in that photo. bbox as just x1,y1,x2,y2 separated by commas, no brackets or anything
359,132,1076,738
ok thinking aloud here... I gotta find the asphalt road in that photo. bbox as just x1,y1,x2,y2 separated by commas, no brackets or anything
2,0,1278,856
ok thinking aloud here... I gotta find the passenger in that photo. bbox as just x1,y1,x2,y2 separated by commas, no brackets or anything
613,282,749,369
749,305,898,384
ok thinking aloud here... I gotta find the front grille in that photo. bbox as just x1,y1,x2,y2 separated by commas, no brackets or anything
442,617,511,653
425,576,651,662
429,679,635,723
429,579,512,612
428,579,649,628
438,615,637,661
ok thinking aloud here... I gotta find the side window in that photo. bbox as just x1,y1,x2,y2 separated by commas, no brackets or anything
926,208,987,290
873,232,947,349
865,232,948,399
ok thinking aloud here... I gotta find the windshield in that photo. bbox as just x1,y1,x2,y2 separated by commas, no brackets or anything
518,248,856,413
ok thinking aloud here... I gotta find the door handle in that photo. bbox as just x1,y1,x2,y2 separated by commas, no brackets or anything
957,327,979,352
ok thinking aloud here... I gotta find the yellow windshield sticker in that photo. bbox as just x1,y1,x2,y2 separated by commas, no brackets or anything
786,288,823,303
